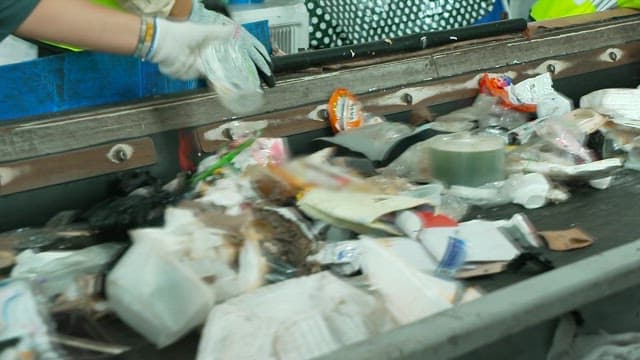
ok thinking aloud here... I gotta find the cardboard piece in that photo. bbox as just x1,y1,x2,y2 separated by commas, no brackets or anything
540,227,595,251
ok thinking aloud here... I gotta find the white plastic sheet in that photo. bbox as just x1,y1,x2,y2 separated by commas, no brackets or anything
11,243,125,298
196,272,395,360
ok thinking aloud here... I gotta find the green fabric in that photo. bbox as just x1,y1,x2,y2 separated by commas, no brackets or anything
618,0,640,7
0,0,41,41
531,0,596,21
92,0,124,10
531,0,640,21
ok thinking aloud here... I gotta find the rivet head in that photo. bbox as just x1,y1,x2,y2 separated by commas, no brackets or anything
402,93,413,105
609,51,618,62
115,149,128,163
546,64,556,74
107,144,134,164
318,109,330,121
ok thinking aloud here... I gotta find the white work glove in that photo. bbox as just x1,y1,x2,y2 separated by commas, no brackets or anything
146,18,236,80
189,0,275,87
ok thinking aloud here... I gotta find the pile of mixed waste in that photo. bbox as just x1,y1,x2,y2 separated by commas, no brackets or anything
1,72,639,359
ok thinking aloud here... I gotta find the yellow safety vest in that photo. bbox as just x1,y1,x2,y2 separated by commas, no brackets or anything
532,0,640,20
92,0,124,10
45,0,125,51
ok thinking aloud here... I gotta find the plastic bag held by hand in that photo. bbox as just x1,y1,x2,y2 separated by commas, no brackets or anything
189,0,275,87
200,39,265,115
146,18,236,80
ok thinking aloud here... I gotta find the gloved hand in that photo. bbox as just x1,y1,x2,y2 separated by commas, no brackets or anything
189,0,276,87
145,17,236,80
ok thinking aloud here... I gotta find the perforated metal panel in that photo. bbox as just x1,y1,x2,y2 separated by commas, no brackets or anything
271,25,297,54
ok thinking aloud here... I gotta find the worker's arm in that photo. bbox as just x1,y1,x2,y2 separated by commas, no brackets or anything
187,0,275,87
16,0,139,54
169,0,193,19
14,0,237,80
116,0,275,86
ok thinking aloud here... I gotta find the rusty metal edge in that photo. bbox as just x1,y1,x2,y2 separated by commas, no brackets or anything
197,41,640,153
1,16,640,162
0,138,157,195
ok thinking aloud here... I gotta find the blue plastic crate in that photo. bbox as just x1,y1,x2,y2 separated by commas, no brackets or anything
475,0,507,24
0,21,270,122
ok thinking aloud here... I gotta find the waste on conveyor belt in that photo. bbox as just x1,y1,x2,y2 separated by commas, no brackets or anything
2,73,639,359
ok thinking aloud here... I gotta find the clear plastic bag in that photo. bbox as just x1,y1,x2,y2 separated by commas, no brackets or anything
318,121,414,161
0,279,64,359
536,117,595,164
382,140,432,183
435,94,528,133
11,243,125,298
200,39,263,115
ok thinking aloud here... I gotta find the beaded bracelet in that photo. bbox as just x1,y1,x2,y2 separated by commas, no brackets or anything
133,16,156,60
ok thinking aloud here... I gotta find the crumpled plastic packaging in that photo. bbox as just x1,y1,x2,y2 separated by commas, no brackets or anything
511,72,573,119
307,241,362,276
2,225,98,254
580,87,640,128
327,88,386,133
196,272,396,360
317,122,414,162
11,242,126,298
382,139,432,183
562,108,608,135
434,194,470,222
536,116,595,164
196,176,258,216
509,158,623,182
509,140,578,167
435,94,528,134
106,207,266,348
360,237,460,325
502,173,552,209
0,211,100,253
249,148,382,201
447,172,552,209
400,183,444,205
479,73,537,113
192,135,261,185
447,182,512,208
231,138,289,170
0,279,64,359
596,122,640,162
